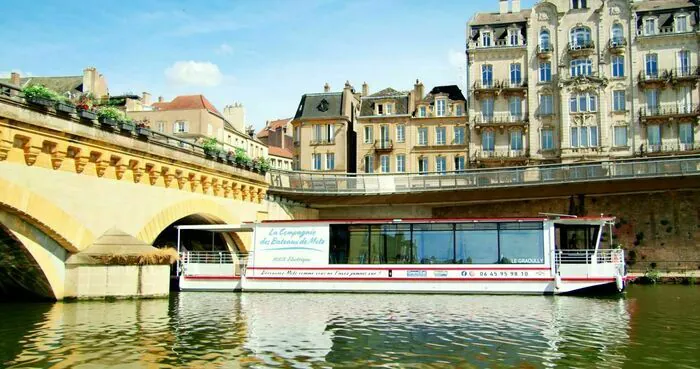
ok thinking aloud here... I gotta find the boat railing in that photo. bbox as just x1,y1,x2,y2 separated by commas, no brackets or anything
180,251,248,276
555,249,624,265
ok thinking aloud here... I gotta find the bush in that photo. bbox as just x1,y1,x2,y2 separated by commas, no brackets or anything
234,147,251,166
97,106,124,121
23,85,60,101
644,269,660,284
202,138,221,155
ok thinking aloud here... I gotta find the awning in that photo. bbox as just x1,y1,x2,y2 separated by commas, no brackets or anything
175,224,254,233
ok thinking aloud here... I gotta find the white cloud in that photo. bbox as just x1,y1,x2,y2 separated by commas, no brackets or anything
164,61,224,87
448,49,465,69
216,43,234,55
0,69,32,78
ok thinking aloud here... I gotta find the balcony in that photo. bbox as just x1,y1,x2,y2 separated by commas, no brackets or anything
608,38,626,53
472,80,501,100
474,149,528,166
536,45,552,59
374,139,393,152
637,25,700,38
470,39,526,50
637,70,671,87
309,139,335,146
473,113,528,132
643,143,699,155
639,104,700,123
567,41,595,57
501,80,527,96
672,67,700,83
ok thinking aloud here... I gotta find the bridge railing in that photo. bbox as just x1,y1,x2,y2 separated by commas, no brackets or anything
267,155,700,195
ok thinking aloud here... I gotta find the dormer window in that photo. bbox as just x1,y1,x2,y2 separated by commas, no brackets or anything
571,0,587,9
644,17,657,36
436,99,446,117
675,14,688,33
481,30,492,47
377,104,383,115
376,103,393,115
419,106,427,117
508,29,519,46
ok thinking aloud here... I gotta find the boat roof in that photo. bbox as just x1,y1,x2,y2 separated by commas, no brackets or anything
260,216,614,225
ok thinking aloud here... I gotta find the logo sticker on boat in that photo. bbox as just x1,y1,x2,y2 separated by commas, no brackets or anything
407,270,428,277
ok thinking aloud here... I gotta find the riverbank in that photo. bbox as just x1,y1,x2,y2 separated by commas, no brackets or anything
629,271,699,285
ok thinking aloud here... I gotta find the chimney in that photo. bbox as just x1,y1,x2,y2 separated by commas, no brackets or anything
511,0,520,12
10,72,20,86
141,92,151,106
323,82,330,92
499,0,508,14
414,79,424,102
158,96,164,103
362,82,369,96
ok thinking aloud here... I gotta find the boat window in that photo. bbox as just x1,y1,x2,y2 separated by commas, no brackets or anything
348,225,370,264
555,224,600,250
369,224,412,264
499,222,545,264
455,223,499,264
413,224,455,264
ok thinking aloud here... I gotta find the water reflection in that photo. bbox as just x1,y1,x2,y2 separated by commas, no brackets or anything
0,288,698,368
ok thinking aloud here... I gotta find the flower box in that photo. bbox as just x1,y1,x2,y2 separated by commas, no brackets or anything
26,97,54,107
137,127,151,138
226,153,236,164
55,102,76,114
77,109,97,120
120,121,135,132
99,117,118,128
217,151,227,162
203,148,218,159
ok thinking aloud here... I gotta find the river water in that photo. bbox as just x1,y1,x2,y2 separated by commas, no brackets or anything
0,286,698,368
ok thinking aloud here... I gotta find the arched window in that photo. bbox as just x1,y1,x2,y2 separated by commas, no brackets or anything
611,23,624,45
570,26,591,47
539,30,551,51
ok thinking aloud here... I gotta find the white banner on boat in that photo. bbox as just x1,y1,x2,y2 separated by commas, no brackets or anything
254,224,329,266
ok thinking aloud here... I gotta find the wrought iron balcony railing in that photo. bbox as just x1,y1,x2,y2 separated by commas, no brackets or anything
473,80,500,90
642,143,698,155
310,139,335,146
637,25,700,37
567,41,595,53
639,104,700,118
374,139,393,151
608,38,626,50
473,112,528,125
475,150,526,159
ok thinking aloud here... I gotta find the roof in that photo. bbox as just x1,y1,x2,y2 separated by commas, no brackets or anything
360,87,410,117
268,146,294,159
420,85,467,104
0,76,83,95
634,0,697,12
153,95,224,119
293,92,344,120
257,118,291,138
470,9,531,26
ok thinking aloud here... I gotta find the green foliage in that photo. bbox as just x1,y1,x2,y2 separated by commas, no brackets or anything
644,268,660,284
234,147,251,166
202,138,221,155
22,85,59,101
97,106,124,121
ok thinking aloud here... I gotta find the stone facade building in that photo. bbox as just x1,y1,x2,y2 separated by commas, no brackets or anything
258,118,294,170
467,0,700,165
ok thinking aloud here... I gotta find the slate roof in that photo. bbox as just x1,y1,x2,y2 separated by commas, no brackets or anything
153,95,224,119
0,76,83,95
634,0,696,12
268,146,294,159
257,118,291,138
293,92,343,120
359,87,410,117
470,9,531,26
420,85,467,105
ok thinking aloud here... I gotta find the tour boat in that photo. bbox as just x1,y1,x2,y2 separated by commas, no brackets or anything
177,216,627,295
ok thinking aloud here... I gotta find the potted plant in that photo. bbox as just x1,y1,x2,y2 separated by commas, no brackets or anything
23,85,57,107
233,147,250,168
136,121,151,138
202,137,221,159
97,106,122,128
54,96,76,114
226,150,236,164
258,157,271,174
75,94,97,120
252,158,262,172
119,117,136,133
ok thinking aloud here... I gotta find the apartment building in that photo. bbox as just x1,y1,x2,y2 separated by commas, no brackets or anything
291,82,360,172
467,0,699,165
258,118,294,170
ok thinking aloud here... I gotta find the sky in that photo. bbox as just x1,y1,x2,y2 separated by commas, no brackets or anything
0,0,535,130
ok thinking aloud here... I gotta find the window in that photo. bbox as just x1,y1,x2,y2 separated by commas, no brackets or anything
571,127,579,148
326,153,335,170
207,124,213,136
613,90,626,112
540,94,553,116
455,156,465,171
680,123,693,145
509,96,522,119
676,15,688,33
294,126,301,143
455,104,464,116
647,125,661,146
380,155,390,173
644,18,657,36
364,156,374,173
498,222,545,264
646,89,659,112
569,92,597,112
313,124,322,141
612,55,625,78
327,124,334,142
614,126,628,147
436,156,447,173
541,129,554,150
570,58,592,77
396,125,405,143
454,127,465,145
580,126,589,147
570,26,591,48
156,121,165,132
419,106,427,117
571,126,598,147
455,223,499,264
539,30,550,50
510,130,523,151
436,127,446,145
481,30,492,47
436,99,446,117
539,62,551,82
510,63,522,85
611,23,624,45
509,29,519,46
645,54,658,77
418,157,428,173
312,153,322,170
377,104,384,115
418,127,428,145
482,130,495,151
482,98,494,119
571,0,587,9
396,155,406,172
414,224,454,263
482,65,493,87
680,86,692,113
174,121,188,133
678,50,691,76
364,126,373,144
